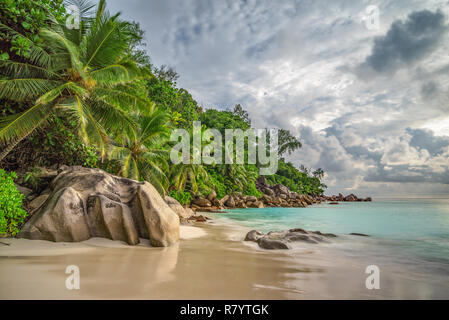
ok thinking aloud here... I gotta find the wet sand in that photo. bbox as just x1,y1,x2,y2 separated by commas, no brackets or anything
1,221,447,299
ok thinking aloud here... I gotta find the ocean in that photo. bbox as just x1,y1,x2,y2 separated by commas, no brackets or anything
217,199,449,278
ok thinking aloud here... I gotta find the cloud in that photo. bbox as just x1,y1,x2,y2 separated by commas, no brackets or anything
406,128,449,156
359,9,448,74
421,80,439,99
106,0,449,196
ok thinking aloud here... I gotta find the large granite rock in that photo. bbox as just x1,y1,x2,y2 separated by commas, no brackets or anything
225,196,236,208
165,196,193,220
192,197,212,208
257,237,291,250
207,190,217,202
15,184,34,197
244,230,264,241
19,166,180,247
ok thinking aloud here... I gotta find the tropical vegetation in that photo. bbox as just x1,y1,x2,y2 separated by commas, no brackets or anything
0,0,327,235
0,169,27,236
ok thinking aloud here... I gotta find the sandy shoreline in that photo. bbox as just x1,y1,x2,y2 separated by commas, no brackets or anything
1,219,448,299
0,225,207,257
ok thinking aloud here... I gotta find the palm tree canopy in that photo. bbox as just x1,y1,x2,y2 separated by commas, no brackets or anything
109,108,171,194
0,0,153,159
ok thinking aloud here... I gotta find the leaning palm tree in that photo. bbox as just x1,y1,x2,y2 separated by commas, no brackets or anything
109,107,171,194
0,0,151,160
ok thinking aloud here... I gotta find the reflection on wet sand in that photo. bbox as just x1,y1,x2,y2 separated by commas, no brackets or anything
1,223,449,299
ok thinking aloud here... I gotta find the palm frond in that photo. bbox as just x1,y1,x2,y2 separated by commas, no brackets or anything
0,103,55,144
63,97,109,156
40,28,85,77
36,82,86,105
95,0,107,23
140,160,169,194
65,0,96,18
0,61,61,79
86,98,138,140
140,111,171,144
89,60,141,85
83,12,128,68
0,78,62,102
92,87,153,115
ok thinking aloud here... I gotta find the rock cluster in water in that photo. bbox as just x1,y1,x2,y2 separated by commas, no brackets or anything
188,176,372,212
244,228,338,250
320,193,372,202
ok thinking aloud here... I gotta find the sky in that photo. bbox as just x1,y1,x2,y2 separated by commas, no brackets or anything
107,0,449,197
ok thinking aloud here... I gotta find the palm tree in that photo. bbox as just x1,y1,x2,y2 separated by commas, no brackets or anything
109,107,171,194
169,125,209,194
0,0,151,160
170,162,209,194
216,164,249,191
313,168,325,180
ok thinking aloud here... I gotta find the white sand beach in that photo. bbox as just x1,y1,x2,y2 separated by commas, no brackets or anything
1,221,447,300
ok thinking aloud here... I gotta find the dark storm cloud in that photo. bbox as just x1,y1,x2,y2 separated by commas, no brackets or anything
365,166,449,184
421,81,439,99
362,10,447,74
407,128,449,156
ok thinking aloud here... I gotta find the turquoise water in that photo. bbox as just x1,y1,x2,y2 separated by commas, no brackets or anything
218,199,449,273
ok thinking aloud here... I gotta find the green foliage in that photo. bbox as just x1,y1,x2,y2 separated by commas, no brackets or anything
266,160,326,196
147,76,200,128
168,190,191,206
0,0,65,59
0,0,65,32
0,0,153,162
123,21,151,68
3,115,99,172
0,52,10,61
170,162,209,195
33,116,99,167
278,129,302,157
0,169,28,236
200,106,261,197
168,124,210,194
109,108,170,194
205,169,227,199
200,108,251,134
10,35,32,58
244,180,262,198
22,167,42,190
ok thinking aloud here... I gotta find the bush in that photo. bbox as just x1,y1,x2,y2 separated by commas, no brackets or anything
168,190,192,206
0,169,28,236
244,182,262,198
204,169,227,199
1,116,100,172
